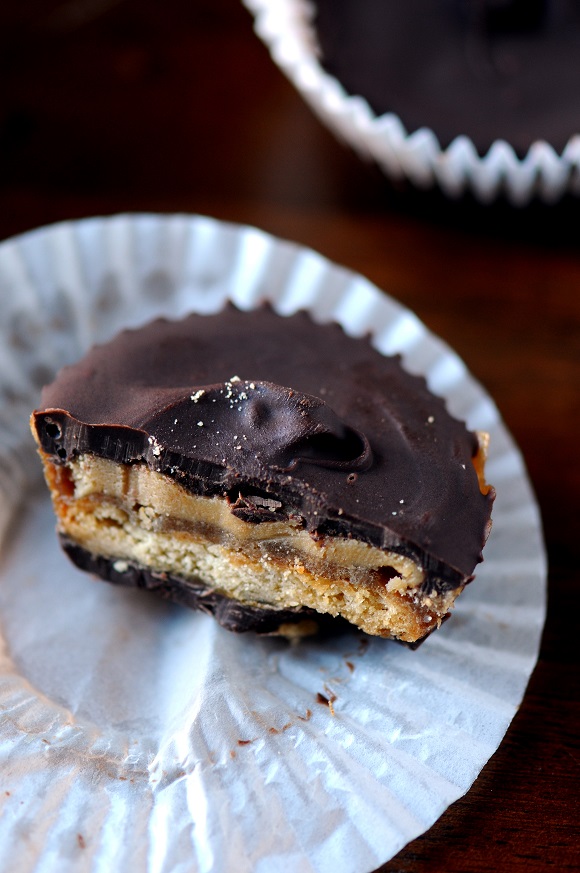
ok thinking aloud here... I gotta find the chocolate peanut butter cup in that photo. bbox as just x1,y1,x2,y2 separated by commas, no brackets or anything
245,0,580,202
314,0,580,158
31,304,494,643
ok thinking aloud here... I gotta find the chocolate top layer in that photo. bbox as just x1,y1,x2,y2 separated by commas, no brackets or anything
315,0,580,155
33,305,494,585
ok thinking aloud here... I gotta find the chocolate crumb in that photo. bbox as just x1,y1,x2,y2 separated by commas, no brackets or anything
323,685,337,703
358,637,370,656
315,694,336,716
320,686,337,715
268,722,293,735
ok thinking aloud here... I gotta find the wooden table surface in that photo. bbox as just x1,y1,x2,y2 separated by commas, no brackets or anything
1,2,578,870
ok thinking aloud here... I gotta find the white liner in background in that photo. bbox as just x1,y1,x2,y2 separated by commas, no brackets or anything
0,215,546,873
243,0,580,206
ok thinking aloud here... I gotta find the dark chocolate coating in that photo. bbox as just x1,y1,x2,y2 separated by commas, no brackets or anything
33,305,494,588
314,0,580,155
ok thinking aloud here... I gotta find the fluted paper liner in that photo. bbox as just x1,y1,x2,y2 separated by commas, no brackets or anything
243,0,580,206
0,215,546,872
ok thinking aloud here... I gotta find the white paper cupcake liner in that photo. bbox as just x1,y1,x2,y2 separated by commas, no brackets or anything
0,214,546,872
243,0,580,206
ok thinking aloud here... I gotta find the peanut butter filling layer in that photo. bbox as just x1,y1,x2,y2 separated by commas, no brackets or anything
40,453,461,642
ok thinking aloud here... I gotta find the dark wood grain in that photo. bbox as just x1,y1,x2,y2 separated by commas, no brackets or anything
0,1,578,870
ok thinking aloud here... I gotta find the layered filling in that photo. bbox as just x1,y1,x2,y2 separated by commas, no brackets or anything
41,453,462,642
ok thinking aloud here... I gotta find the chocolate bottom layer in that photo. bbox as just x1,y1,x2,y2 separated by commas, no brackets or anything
61,536,357,638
